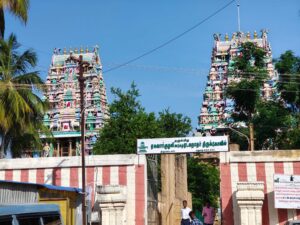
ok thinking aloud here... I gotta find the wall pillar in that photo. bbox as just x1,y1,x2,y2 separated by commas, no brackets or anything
161,154,176,225
68,140,72,156
57,141,60,157
96,185,127,225
236,182,264,225
160,154,192,225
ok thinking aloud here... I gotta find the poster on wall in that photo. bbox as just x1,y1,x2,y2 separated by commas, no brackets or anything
274,174,300,209
137,136,228,155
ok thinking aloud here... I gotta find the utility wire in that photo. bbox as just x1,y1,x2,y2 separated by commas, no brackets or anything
102,0,235,74
4,79,300,89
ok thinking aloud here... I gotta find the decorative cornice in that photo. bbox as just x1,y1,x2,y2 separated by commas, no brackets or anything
236,182,265,202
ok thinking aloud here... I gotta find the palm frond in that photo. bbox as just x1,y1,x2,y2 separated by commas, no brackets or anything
1,0,29,23
0,8,4,38
13,49,37,74
0,32,46,156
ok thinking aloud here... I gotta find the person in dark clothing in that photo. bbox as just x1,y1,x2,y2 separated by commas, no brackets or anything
189,211,203,225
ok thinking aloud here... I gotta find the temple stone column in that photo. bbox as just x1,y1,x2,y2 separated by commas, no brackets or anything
236,182,265,225
57,141,60,157
161,154,176,225
68,140,72,156
96,185,127,225
160,154,192,225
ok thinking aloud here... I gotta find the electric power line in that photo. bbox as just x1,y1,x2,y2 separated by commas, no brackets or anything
237,72,300,77
102,0,235,74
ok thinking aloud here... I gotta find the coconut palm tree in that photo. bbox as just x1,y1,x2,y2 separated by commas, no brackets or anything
0,33,47,157
0,0,29,38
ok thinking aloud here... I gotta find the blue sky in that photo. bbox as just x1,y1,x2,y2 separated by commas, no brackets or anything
6,0,300,129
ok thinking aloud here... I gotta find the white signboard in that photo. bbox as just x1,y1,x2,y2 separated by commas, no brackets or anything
274,174,300,209
137,136,228,154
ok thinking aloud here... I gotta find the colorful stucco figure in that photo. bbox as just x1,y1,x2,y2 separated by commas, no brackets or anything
41,46,109,157
197,30,277,135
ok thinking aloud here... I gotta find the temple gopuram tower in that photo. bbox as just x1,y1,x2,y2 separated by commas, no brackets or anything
198,30,278,135
41,46,109,157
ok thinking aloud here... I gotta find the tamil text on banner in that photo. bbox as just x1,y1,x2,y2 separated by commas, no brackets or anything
274,174,300,209
137,136,228,154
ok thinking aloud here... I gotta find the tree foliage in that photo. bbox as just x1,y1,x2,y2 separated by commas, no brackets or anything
252,102,290,149
0,0,29,38
273,51,300,149
157,109,192,138
93,83,192,154
227,45,300,150
187,157,220,210
275,50,300,75
226,42,268,123
0,33,47,157
234,42,266,71
275,51,300,108
227,80,261,121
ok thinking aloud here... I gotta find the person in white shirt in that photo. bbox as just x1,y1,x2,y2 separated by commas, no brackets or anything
181,200,191,225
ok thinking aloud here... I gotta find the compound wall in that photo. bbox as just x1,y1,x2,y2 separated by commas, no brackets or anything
0,154,147,225
220,150,300,225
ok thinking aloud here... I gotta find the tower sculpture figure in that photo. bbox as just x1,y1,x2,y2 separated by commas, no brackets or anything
41,46,109,157
198,31,276,135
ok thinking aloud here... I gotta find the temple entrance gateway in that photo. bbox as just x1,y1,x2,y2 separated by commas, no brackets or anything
38,47,109,159
137,136,229,225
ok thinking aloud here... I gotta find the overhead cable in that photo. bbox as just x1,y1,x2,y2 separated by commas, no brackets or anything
102,0,235,74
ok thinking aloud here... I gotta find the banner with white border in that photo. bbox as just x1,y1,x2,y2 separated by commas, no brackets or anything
137,136,228,154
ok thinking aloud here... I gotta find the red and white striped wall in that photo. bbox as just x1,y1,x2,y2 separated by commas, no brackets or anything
220,150,300,225
0,154,147,225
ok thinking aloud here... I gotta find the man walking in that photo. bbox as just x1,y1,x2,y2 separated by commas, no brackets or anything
189,211,203,225
202,201,215,225
181,200,191,225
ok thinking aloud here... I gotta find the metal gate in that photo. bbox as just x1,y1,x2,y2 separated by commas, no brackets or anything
147,154,159,225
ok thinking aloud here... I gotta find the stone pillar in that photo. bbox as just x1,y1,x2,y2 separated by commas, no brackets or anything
175,155,188,200
236,182,265,225
175,155,189,225
96,185,127,225
160,154,192,225
68,140,72,156
57,141,60,157
161,154,176,225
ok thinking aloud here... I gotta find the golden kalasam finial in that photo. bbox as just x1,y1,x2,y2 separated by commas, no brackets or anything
86,47,89,53
63,48,67,54
80,46,84,53
246,31,250,39
254,30,258,39
225,33,229,41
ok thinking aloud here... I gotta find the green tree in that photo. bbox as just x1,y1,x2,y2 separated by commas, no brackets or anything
275,50,300,75
187,157,220,211
0,33,47,157
157,109,192,138
227,47,300,150
264,50,300,150
252,102,291,149
227,42,268,122
93,83,192,154
226,80,261,122
234,42,267,71
275,50,300,109
226,42,276,149
280,128,300,150
0,0,29,38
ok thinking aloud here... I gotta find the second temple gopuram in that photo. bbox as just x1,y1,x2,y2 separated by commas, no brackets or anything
41,46,109,157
